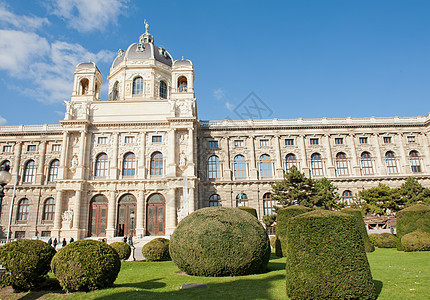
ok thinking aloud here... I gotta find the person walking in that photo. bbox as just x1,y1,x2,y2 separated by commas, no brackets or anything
69,237,74,243
62,238,67,248
47,237,52,246
53,238,58,249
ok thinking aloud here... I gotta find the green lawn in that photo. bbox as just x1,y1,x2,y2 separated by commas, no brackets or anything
2,248,429,299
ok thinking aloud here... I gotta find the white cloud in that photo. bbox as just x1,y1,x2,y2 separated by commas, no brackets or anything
0,2,49,31
0,116,6,125
225,101,235,112
213,88,225,100
49,0,128,33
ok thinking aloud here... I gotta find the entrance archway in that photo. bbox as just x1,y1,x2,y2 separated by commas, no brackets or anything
146,193,166,236
89,195,108,237
116,194,136,236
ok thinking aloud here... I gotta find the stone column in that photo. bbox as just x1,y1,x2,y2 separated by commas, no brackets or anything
298,135,310,176
348,134,361,176
110,133,119,179
167,129,176,177
136,190,145,237
12,142,22,181
139,132,146,179
274,135,283,178
59,132,69,179
187,128,195,176
323,135,335,177
73,189,82,232
188,186,195,213
166,188,176,235
397,133,409,174
419,133,430,172
106,191,116,238
249,136,258,179
52,190,63,237
372,134,384,175
222,137,231,180
36,141,46,184
76,131,87,178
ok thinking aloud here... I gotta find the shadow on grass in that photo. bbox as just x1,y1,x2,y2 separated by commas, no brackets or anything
94,274,285,300
14,278,65,300
114,278,166,290
373,280,383,298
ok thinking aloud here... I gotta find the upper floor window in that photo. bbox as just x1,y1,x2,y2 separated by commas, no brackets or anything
310,138,319,145
234,140,244,147
385,151,398,174
150,152,163,176
209,194,221,207
95,153,109,178
208,155,220,179
335,138,343,145
208,141,218,148
3,145,12,152
42,198,55,221
48,159,60,182
285,139,294,146
159,81,167,99
234,155,246,179
236,193,248,207
27,145,37,152
52,144,61,152
98,137,108,145
335,152,348,176
341,190,353,205
409,150,421,173
178,76,188,92
122,152,136,177
23,160,36,183
132,76,143,95
110,81,119,100
359,137,368,144
124,136,135,144
17,198,29,221
259,154,272,178
152,136,162,143
383,137,392,144
260,139,269,147
263,193,275,215
285,153,297,172
360,152,373,175
407,136,415,143
310,153,323,176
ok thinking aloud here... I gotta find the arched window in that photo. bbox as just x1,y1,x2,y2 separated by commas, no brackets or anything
132,76,143,95
151,152,163,175
95,153,109,178
209,194,221,207
48,159,59,182
23,160,36,183
236,193,248,207
17,198,29,221
111,81,119,100
341,190,353,205
178,76,188,92
311,153,323,176
361,152,373,175
263,193,275,215
335,152,348,176
159,81,167,99
285,153,297,172
234,155,246,179
259,154,272,178
80,78,89,95
122,152,136,177
385,151,398,174
409,150,421,173
208,155,220,179
42,198,55,221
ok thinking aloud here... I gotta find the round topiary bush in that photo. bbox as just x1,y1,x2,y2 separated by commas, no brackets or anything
401,231,430,252
276,205,312,257
110,242,131,260
142,238,170,261
51,239,121,292
170,207,271,276
285,210,376,300
341,207,375,252
396,204,430,250
369,233,397,248
235,206,258,218
0,239,56,291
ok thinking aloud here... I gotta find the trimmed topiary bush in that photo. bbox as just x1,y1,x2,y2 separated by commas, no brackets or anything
51,240,121,292
110,242,131,260
369,233,397,248
276,205,312,257
170,207,271,276
142,238,170,261
342,207,375,252
285,210,376,300
0,239,56,291
396,204,430,251
401,231,430,252
269,236,277,249
236,206,258,218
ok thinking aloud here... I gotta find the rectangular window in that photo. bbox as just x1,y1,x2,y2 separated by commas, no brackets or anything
383,137,392,144
310,138,319,145
359,137,368,144
15,231,25,239
41,231,51,237
208,141,218,148
407,136,415,143
260,139,269,147
52,144,61,152
285,139,294,146
125,136,135,144
234,140,244,147
3,145,12,152
335,138,343,145
152,136,162,143
27,145,37,152
97,137,108,145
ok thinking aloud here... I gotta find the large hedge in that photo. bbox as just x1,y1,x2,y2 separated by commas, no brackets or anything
235,206,258,218
285,210,376,300
401,231,430,252
0,239,56,291
110,242,131,260
276,205,312,257
396,204,430,250
142,238,170,261
51,240,121,292
369,233,397,248
341,207,375,252
170,207,271,276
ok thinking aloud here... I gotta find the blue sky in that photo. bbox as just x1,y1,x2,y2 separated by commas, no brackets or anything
0,0,429,125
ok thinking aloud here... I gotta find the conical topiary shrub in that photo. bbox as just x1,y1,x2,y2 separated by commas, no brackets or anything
285,210,376,300
342,207,375,252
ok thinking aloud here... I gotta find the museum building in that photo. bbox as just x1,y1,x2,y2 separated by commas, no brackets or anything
0,25,429,240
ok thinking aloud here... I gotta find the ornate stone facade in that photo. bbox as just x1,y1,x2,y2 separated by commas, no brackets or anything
0,27,429,241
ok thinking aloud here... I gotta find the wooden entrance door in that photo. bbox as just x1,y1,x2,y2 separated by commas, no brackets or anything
89,195,108,237
146,193,166,236
116,194,137,237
